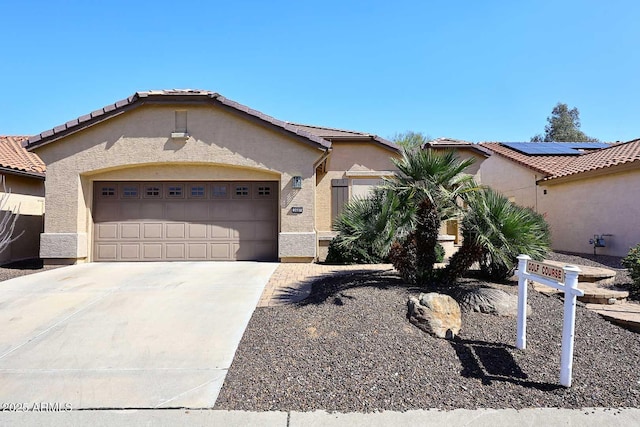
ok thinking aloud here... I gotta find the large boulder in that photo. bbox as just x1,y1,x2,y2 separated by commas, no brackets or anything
407,293,461,339
458,287,531,317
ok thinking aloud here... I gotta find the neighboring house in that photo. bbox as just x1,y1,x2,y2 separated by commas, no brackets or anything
0,136,46,264
479,141,640,257
24,90,405,264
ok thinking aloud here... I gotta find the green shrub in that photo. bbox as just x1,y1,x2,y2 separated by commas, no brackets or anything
446,188,551,282
435,243,446,263
325,189,399,265
622,244,640,296
325,235,385,265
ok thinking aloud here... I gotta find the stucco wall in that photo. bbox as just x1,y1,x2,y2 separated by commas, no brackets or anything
33,103,325,262
477,155,544,210
315,142,399,232
538,168,640,257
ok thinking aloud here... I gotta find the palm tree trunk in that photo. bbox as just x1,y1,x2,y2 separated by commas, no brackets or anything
415,198,440,282
444,241,484,283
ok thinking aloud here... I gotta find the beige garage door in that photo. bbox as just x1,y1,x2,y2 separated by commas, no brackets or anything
93,181,278,261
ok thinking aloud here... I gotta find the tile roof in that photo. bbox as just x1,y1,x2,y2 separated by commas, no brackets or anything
288,123,399,152
481,140,640,181
26,90,331,151
426,138,491,156
0,136,46,177
544,138,640,181
480,142,586,176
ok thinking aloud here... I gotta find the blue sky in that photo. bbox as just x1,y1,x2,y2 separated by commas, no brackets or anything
2,0,639,142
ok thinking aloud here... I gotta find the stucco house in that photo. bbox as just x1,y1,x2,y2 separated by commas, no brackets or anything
24,90,407,264
479,140,640,257
0,136,46,263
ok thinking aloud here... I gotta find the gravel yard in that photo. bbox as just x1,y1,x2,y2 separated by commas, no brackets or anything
216,252,640,412
0,259,61,282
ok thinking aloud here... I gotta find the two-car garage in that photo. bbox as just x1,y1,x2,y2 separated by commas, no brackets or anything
92,181,278,261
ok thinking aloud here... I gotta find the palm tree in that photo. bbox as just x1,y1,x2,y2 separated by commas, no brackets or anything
386,148,477,284
445,188,551,282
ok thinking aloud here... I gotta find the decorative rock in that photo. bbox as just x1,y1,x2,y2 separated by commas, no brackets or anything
458,287,531,317
407,293,461,339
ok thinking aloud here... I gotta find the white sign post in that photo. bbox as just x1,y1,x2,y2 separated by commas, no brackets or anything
516,254,583,387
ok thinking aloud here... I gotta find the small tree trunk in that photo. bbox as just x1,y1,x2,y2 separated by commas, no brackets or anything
444,241,484,283
414,198,440,283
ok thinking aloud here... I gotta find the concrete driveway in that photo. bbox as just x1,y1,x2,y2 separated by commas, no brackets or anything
0,262,278,409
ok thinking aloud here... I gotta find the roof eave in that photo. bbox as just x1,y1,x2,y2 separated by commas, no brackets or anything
539,159,640,185
0,165,45,180
25,91,331,152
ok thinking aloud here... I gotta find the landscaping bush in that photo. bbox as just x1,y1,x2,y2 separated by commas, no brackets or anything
446,188,551,282
622,244,640,297
325,189,400,264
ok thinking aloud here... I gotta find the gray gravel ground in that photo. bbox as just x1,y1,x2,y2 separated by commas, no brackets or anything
0,259,60,282
216,252,640,412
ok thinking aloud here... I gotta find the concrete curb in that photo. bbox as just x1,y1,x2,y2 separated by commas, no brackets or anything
2,408,639,427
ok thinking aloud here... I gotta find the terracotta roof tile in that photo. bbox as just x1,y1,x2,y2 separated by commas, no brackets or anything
546,138,640,180
426,138,491,156
27,90,331,151
480,142,584,176
288,123,399,152
0,136,46,176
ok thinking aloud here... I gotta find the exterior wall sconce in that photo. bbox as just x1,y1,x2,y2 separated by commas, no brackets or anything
292,176,303,189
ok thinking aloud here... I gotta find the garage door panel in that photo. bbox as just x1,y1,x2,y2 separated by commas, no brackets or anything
254,242,277,261
188,243,208,259
232,222,256,240
211,223,232,239
185,203,209,221
140,202,164,219
230,204,255,221
94,181,277,261
234,242,254,261
166,203,185,220
121,244,141,259
188,223,208,239
95,204,119,222
143,244,163,260
97,223,118,239
255,203,277,220
255,222,277,240
120,223,140,239
210,203,230,220
120,203,141,219
166,243,186,259
165,223,186,239
143,223,163,239
96,244,117,260
210,243,231,260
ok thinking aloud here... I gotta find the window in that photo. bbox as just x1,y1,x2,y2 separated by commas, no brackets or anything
101,187,116,197
145,186,161,197
235,186,249,196
122,186,138,198
190,185,205,198
168,185,183,197
257,186,271,196
212,185,228,199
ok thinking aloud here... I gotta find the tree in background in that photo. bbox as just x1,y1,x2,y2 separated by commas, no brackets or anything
391,131,430,150
530,103,599,142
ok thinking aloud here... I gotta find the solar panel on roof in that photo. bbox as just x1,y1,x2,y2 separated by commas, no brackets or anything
501,142,609,155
